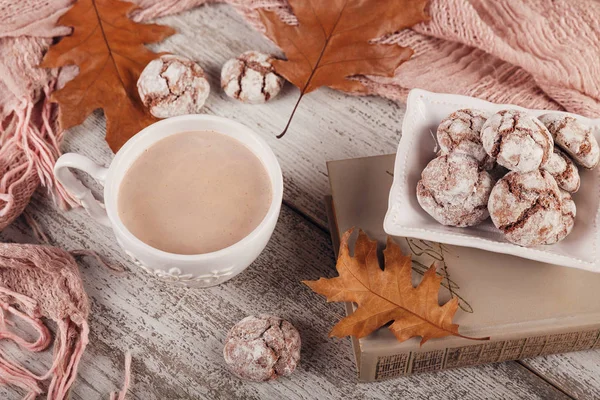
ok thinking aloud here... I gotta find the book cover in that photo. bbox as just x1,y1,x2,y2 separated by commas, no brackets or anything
326,154,600,381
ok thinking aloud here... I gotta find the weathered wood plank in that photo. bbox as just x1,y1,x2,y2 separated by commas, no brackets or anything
0,193,569,400
520,353,600,400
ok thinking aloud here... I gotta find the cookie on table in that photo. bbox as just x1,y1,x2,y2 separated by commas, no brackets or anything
543,190,576,245
542,147,580,193
538,114,600,169
221,51,284,104
417,152,494,227
223,315,301,381
437,109,494,169
137,55,210,118
481,110,553,172
488,170,562,247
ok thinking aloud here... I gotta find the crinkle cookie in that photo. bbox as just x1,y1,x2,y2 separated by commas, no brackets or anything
137,55,210,118
544,190,576,245
417,152,494,227
221,51,284,104
481,110,553,172
488,170,562,247
223,315,301,382
437,109,493,169
538,114,600,169
542,147,580,193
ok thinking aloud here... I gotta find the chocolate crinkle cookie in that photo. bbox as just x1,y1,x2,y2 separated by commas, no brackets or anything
223,315,301,382
221,51,284,104
481,110,553,172
488,170,562,247
542,147,580,193
538,114,600,169
137,55,210,118
544,190,576,245
437,109,494,169
417,152,494,227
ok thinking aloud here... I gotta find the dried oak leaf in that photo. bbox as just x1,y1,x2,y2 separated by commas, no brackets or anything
304,229,488,345
258,0,429,136
41,0,175,152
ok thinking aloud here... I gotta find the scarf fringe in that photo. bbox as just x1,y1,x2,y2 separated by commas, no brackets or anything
0,82,79,214
109,351,132,400
0,287,131,399
0,286,89,399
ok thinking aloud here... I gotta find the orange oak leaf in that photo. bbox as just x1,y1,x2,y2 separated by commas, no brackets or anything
40,0,175,152
304,229,489,345
258,0,429,137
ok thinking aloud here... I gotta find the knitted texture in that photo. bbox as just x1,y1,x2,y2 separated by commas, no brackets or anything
4,0,600,119
0,34,78,231
129,0,599,116
0,244,89,400
0,1,73,38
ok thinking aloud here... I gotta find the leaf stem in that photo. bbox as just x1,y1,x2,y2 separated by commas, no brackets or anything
277,93,304,138
276,2,348,138
455,333,490,341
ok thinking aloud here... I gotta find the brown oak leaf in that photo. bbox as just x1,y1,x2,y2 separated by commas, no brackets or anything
258,0,429,137
41,0,175,152
304,229,489,345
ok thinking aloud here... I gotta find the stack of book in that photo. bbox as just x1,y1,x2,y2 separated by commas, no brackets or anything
326,154,600,382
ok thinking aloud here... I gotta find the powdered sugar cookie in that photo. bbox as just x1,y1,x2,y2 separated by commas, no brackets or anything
538,114,600,169
543,190,576,245
137,55,210,118
542,147,580,193
223,315,300,381
221,51,284,104
417,152,494,227
488,170,561,247
481,110,553,172
437,109,493,169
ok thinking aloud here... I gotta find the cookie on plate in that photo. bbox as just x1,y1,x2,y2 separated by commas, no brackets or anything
437,109,493,169
488,170,561,247
417,152,494,227
481,110,553,172
542,147,580,193
543,190,576,245
538,114,600,169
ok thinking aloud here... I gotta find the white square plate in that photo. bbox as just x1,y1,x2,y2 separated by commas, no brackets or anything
384,89,600,272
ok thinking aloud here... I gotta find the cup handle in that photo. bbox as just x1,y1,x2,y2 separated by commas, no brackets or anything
54,153,111,227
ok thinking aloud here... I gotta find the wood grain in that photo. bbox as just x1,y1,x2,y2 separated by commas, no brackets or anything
521,353,600,400
0,193,570,400
0,3,596,399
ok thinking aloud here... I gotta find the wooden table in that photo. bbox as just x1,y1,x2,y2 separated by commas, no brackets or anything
2,5,599,399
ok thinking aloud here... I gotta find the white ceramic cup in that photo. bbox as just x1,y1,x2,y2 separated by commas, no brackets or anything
54,115,283,287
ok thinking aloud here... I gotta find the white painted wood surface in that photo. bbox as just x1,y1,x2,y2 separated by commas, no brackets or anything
1,4,598,399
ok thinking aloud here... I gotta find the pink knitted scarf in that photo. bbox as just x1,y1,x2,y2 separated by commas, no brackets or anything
0,244,89,399
1,0,599,398
0,243,130,399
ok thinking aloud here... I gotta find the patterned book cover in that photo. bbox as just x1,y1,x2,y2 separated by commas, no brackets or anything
326,154,600,382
